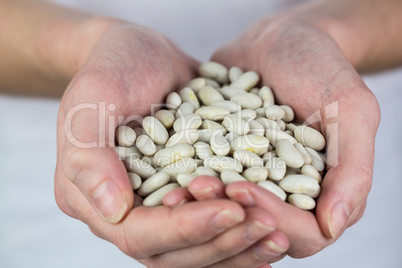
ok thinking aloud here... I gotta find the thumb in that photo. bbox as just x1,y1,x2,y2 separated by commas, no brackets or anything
62,146,133,224
316,90,380,239
60,99,134,224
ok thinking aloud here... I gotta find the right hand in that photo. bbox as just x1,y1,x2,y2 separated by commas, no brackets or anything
54,19,288,267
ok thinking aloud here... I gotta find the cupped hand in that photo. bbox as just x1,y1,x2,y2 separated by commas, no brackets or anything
169,17,380,258
54,19,288,267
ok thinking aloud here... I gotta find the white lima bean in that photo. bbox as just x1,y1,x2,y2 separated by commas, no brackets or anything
137,172,170,197
222,114,250,136
179,87,200,109
288,194,316,210
194,166,219,177
136,135,157,156
201,119,228,135
280,105,295,123
230,71,259,91
301,164,322,184
128,172,142,190
165,129,199,147
247,118,265,136
225,132,239,143
242,167,268,183
199,61,229,84
115,146,143,160
276,139,304,168
173,113,202,132
259,86,275,107
116,126,136,147
294,142,312,165
230,92,262,110
265,128,297,146
116,62,327,210
198,86,224,106
230,135,270,156
279,174,321,198
177,173,197,187
193,141,214,160
142,116,169,145
155,110,175,129
210,133,230,156
142,183,180,207
249,88,260,95
228,66,243,83
176,102,195,117
162,157,198,181
258,181,287,201
219,86,245,99
233,149,264,168
166,92,182,109
186,77,207,92
153,143,195,167
265,157,286,181
221,170,247,185
124,158,156,179
195,106,231,121
255,118,279,131
265,105,285,121
233,109,257,120
305,147,325,172
211,100,241,113
204,155,243,173
294,125,326,151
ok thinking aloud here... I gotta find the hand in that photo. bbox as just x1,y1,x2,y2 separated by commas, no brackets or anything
214,17,380,257
168,16,380,258
54,19,289,267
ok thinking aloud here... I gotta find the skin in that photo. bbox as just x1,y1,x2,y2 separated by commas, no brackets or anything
1,1,289,267
167,0,401,259
1,0,402,267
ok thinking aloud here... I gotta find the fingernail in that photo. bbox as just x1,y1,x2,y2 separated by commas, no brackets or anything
93,180,128,223
226,188,255,206
190,187,218,199
210,209,244,232
175,198,188,207
245,221,275,241
254,240,287,260
329,201,350,239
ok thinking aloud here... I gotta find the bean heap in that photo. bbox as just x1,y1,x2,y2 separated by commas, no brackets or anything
115,62,326,210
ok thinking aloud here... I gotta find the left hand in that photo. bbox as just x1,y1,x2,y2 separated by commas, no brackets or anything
165,14,380,259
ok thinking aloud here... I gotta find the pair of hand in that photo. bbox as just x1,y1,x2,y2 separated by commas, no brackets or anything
54,15,380,268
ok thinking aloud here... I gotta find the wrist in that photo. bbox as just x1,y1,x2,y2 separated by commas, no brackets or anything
37,16,124,84
265,4,368,71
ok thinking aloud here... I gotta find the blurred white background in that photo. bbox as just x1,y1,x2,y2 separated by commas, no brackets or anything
1,1,401,267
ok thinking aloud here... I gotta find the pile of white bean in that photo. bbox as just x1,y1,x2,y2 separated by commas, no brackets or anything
115,62,326,210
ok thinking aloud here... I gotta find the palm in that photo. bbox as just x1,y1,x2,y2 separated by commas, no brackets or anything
211,23,380,257
55,24,289,267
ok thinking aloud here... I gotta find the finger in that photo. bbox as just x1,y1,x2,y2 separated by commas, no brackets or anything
226,181,329,258
62,144,134,223
316,89,380,239
150,207,282,268
188,176,226,201
207,231,288,268
163,175,226,206
163,187,194,207
121,200,245,260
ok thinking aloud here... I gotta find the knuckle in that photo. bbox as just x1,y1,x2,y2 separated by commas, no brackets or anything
62,147,87,183
116,221,150,260
210,239,236,260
